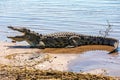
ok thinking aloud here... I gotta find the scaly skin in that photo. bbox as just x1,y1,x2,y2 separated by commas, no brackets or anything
7,26,119,53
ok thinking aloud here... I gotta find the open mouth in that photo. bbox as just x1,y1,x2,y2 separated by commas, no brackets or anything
7,35,25,42
7,26,27,42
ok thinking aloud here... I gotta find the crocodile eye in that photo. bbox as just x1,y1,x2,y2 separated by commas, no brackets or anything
26,35,30,39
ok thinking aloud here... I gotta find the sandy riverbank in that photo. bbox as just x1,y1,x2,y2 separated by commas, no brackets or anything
0,41,119,78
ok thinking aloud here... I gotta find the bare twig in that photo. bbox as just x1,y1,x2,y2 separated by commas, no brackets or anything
99,20,112,38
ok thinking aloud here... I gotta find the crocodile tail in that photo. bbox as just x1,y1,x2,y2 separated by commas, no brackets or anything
108,39,119,54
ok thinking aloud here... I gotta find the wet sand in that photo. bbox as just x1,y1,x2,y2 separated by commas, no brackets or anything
42,45,114,54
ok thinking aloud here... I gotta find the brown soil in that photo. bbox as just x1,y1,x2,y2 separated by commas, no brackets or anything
42,45,114,54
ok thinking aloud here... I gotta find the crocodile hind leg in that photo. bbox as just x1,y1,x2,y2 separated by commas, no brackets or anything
36,41,45,49
66,36,80,48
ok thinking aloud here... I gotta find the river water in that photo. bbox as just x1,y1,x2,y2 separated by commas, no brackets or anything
0,0,120,77
0,0,120,40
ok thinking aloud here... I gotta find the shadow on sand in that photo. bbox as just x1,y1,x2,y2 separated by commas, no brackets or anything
8,45,31,49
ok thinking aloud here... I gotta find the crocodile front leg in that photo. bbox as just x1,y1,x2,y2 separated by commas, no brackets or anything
30,41,45,49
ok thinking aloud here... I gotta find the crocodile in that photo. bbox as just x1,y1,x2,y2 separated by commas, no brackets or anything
7,26,119,53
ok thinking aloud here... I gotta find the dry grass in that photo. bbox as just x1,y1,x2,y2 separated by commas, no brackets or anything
0,64,116,80
42,45,114,54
